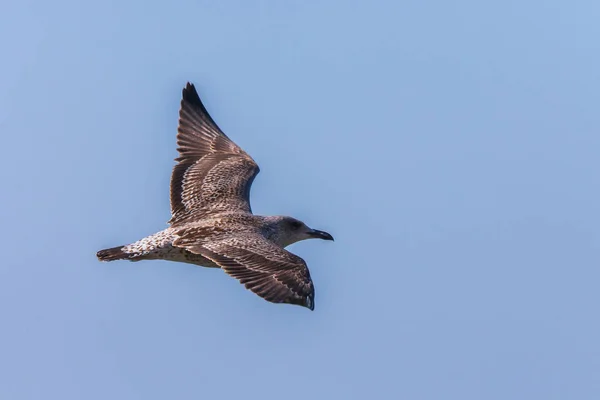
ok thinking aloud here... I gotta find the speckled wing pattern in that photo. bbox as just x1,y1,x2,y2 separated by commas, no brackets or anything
169,83,315,310
169,83,260,225
174,230,315,310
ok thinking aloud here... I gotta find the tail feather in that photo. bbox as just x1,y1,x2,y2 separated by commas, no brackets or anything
97,246,128,261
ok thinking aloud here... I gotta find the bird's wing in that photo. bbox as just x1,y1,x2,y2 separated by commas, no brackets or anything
173,230,315,310
169,83,260,226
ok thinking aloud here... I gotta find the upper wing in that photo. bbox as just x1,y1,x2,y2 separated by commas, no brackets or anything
173,231,315,310
169,83,260,225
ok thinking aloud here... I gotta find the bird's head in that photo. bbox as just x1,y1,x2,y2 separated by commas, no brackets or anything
265,216,334,247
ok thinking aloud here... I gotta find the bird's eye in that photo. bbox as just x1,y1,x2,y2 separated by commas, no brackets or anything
291,221,302,230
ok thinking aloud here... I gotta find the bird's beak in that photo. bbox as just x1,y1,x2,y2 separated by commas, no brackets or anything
309,229,334,241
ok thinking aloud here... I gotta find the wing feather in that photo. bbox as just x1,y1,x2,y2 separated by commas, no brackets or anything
173,232,315,310
169,83,259,225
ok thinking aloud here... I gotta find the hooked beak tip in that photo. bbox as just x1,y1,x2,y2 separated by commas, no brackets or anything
310,229,334,241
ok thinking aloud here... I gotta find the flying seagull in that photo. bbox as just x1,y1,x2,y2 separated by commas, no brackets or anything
97,83,333,310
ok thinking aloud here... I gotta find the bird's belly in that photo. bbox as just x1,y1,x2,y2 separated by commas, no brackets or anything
142,245,220,268
181,249,221,268
123,228,219,268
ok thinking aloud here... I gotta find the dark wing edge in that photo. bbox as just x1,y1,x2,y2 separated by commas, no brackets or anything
180,82,221,135
169,83,260,225
173,234,315,310
175,83,243,162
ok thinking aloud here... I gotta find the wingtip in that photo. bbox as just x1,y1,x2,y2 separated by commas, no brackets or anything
182,82,200,104
306,297,315,311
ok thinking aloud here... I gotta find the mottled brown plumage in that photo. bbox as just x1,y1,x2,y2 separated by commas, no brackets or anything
97,83,333,311
169,83,260,224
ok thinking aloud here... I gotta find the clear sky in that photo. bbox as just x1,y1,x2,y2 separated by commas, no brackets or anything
1,1,599,399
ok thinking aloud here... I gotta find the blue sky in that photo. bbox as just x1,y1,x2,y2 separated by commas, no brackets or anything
2,1,600,399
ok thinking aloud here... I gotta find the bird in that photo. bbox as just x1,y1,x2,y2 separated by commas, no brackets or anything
97,82,333,310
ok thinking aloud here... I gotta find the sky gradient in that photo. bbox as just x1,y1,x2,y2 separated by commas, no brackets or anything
2,1,600,399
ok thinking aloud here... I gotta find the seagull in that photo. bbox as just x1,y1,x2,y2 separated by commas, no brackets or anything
97,82,333,310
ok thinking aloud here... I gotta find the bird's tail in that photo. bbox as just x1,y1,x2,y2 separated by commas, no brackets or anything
97,246,128,261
